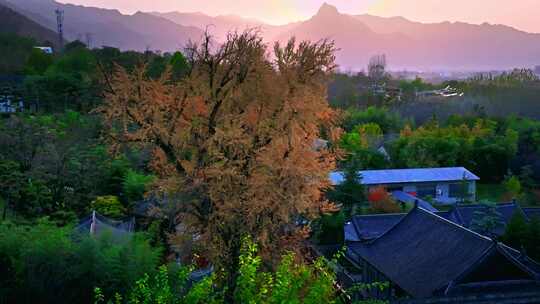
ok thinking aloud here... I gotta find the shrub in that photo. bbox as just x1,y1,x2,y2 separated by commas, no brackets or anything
368,187,401,214
503,175,522,200
317,211,345,245
95,238,342,304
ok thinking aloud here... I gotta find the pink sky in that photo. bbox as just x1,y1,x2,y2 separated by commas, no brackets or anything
58,0,540,33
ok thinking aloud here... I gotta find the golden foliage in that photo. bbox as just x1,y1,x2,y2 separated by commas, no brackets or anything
99,31,339,275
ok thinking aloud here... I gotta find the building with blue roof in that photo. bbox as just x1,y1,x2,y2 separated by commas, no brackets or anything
330,167,480,205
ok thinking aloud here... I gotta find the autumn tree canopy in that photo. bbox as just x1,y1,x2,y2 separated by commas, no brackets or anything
99,30,340,289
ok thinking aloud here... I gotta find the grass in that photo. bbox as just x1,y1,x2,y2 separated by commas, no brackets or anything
476,183,506,202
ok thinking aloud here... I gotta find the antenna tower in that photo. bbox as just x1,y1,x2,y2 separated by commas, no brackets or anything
55,9,65,49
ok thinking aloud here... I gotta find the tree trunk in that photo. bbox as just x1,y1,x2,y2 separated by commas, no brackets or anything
223,240,241,303
2,198,8,221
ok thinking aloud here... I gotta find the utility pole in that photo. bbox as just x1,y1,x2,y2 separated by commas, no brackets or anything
55,8,64,50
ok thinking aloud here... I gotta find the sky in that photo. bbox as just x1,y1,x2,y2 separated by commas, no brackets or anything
57,0,540,33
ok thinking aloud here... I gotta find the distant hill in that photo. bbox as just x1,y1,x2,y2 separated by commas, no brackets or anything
4,0,204,51
0,1,58,46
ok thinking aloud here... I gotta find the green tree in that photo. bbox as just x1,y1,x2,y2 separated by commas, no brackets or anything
502,211,529,249
122,169,154,203
342,107,403,133
146,54,169,79
91,195,126,218
0,113,132,219
24,48,54,75
390,119,518,182
503,175,522,200
471,201,504,238
316,211,345,245
0,161,24,220
170,51,189,80
340,123,389,171
24,45,99,111
327,157,365,218
0,33,35,74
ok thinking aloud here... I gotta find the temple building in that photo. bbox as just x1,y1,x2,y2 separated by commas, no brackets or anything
344,205,540,301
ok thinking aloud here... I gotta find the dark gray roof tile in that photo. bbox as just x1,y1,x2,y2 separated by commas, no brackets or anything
348,207,495,298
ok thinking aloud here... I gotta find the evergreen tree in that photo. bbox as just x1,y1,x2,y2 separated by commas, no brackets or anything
471,201,504,238
327,156,365,219
502,211,528,248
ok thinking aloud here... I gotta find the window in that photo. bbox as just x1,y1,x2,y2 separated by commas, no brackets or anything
387,186,403,192
449,183,468,198
417,184,436,198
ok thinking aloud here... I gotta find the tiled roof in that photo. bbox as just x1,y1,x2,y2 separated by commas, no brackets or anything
346,207,539,298
348,207,494,297
346,202,528,241
346,210,451,241
330,167,479,185
345,213,405,241
523,207,540,220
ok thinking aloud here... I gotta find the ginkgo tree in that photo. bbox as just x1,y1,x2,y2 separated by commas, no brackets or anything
98,30,341,296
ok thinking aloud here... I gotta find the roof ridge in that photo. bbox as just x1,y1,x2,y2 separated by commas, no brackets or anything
359,166,471,172
416,207,493,242
359,205,494,247
363,208,414,245
496,244,540,279
353,213,407,218
456,202,517,208
443,242,498,294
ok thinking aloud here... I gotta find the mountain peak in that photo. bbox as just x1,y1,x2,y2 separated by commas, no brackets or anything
316,2,339,17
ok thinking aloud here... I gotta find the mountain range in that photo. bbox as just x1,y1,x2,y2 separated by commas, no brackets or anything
0,2,58,46
5,0,540,70
2,0,203,51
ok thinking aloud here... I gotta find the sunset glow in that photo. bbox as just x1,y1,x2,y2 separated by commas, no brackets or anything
57,0,540,33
